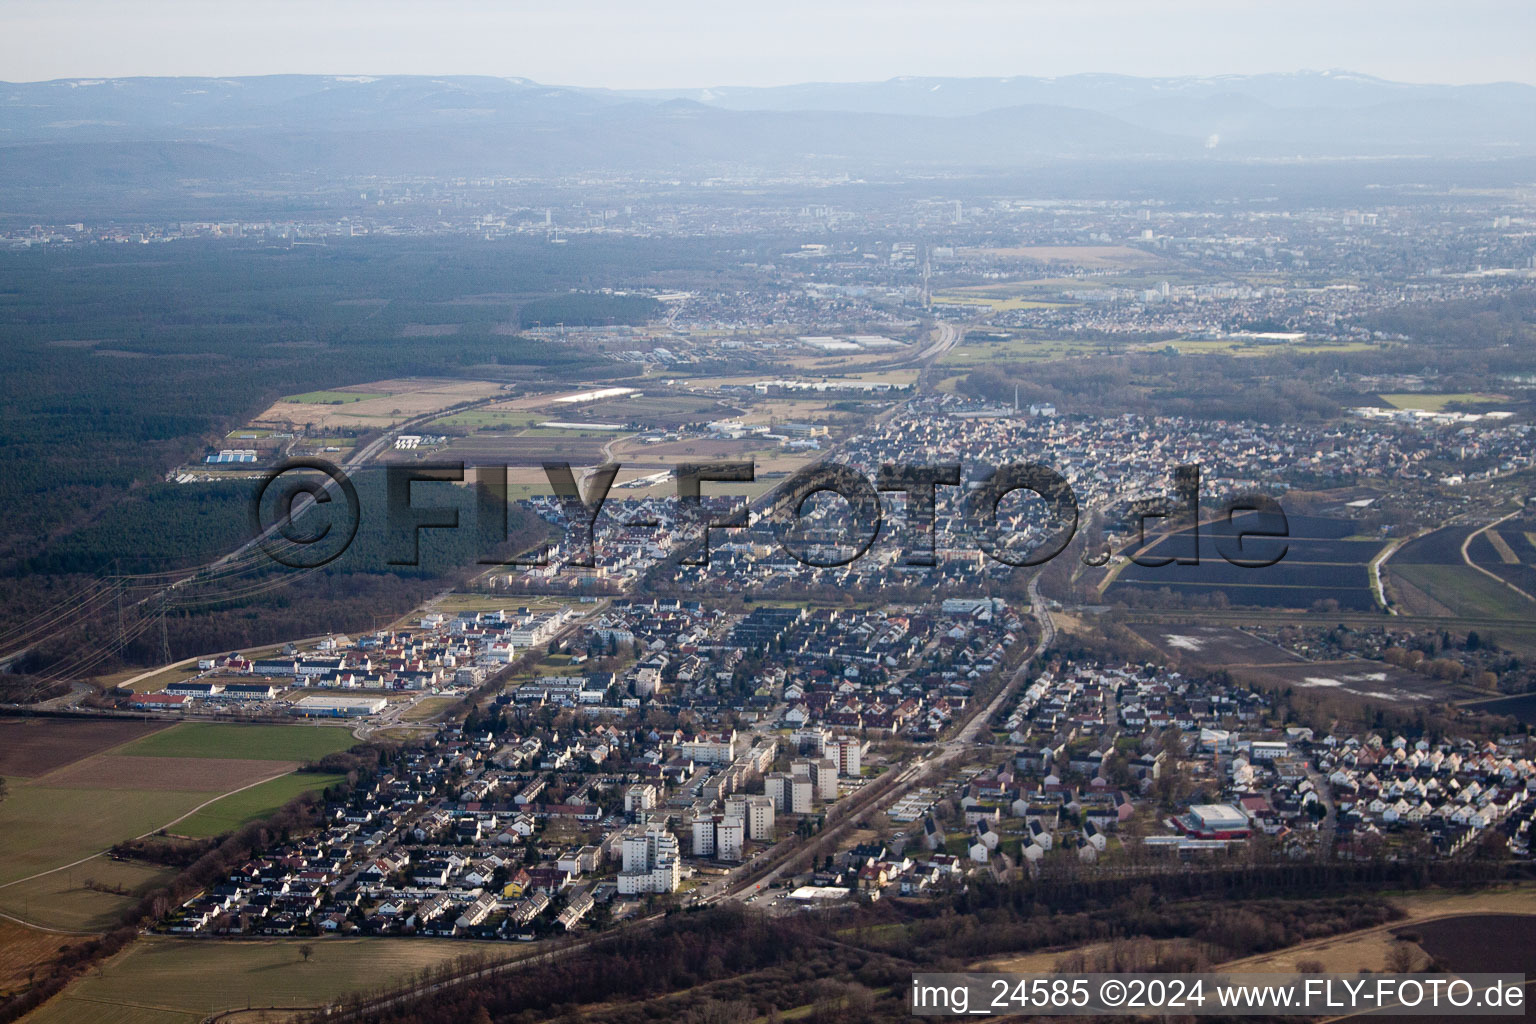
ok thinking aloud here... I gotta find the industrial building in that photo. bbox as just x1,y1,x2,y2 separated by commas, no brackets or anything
1178,803,1251,840
291,694,387,718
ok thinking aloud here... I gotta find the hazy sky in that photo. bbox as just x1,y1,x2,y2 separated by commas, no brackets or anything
3,0,1533,87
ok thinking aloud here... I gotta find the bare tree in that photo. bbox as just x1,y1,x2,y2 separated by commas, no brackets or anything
1385,942,1416,973
298,943,315,963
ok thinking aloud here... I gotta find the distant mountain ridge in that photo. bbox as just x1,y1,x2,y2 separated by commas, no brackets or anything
607,70,1536,118
1,71,1532,184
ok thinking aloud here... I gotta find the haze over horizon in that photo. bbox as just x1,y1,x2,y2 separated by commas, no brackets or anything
3,0,1534,88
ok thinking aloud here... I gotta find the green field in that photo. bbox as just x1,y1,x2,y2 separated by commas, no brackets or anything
431,408,540,430
280,390,388,405
517,425,631,438
431,592,572,614
941,335,1116,367
0,784,208,886
0,858,176,931
1381,392,1508,412
400,697,456,723
1391,562,1536,620
170,772,346,839
25,936,526,1024
932,293,1070,311
114,723,358,762
1154,338,1380,357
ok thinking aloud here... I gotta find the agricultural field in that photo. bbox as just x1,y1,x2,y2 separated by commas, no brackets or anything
1151,338,1379,357
0,858,176,932
963,244,1175,270
1239,660,1462,704
399,697,456,723
30,755,296,793
0,718,169,778
0,754,304,887
1390,562,1536,620
253,378,507,432
1413,914,1536,974
1108,514,1386,612
0,919,76,995
427,432,614,467
998,887,1536,979
541,391,733,428
430,405,542,431
170,772,346,839
1125,624,1304,666
279,390,388,405
112,723,358,762
730,395,864,427
608,437,810,473
780,350,908,373
1125,623,1458,704
1464,523,1536,596
939,333,1117,367
1392,522,1479,564
517,424,629,437
430,593,572,614
1465,692,1536,725
24,936,526,1024
0,724,354,927
1387,521,1536,618
0,784,210,886
1380,392,1509,412
931,291,1071,312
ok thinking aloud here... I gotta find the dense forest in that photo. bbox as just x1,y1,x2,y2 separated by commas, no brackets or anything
0,235,731,652
0,237,684,569
8,468,552,676
959,288,1536,424
516,292,662,327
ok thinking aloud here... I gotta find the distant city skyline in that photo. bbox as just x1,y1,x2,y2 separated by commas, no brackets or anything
2,0,1533,88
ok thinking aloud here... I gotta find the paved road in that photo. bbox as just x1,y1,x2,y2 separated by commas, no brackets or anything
201,575,1057,1021
704,573,1055,907
892,319,962,367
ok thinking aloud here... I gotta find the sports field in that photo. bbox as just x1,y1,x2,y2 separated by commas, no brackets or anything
24,936,525,1024
113,723,358,762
